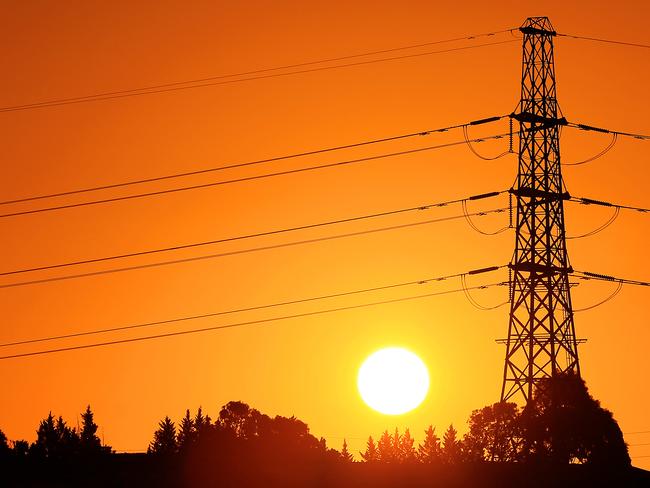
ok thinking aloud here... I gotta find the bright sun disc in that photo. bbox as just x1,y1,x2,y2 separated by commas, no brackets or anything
357,347,429,415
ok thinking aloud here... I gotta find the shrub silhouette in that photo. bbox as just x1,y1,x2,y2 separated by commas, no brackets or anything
519,372,630,466
463,401,521,462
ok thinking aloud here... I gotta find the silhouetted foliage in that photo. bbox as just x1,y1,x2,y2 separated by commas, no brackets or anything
177,409,195,451
341,439,353,462
377,430,395,462
400,428,417,462
360,436,378,462
1,392,642,487
417,425,442,463
148,416,177,456
12,440,29,458
442,424,461,464
0,428,9,459
463,401,521,462
194,406,212,438
30,413,80,460
519,372,630,466
79,405,110,455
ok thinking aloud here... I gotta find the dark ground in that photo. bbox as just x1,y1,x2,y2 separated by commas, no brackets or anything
4,454,650,488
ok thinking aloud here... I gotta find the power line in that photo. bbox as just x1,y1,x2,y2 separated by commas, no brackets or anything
0,36,517,113
0,265,505,348
462,123,513,160
0,207,508,290
461,198,511,236
572,280,623,313
572,270,650,288
0,191,506,277
566,207,620,239
562,133,618,166
0,133,510,219
566,121,650,140
0,116,508,207
0,281,507,360
569,196,650,213
460,273,509,310
557,32,650,49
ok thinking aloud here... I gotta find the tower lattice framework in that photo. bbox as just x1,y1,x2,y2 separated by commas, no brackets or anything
500,17,581,403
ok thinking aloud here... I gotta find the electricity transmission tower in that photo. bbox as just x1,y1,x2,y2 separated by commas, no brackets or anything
499,17,583,403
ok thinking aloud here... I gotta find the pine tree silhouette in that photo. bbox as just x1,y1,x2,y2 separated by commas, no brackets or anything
441,424,461,464
377,430,395,462
177,409,195,450
148,416,177,455
79,405,103,453
29,413,80,459
360,436,378,462
392,428,401,460
341,439,353,462
400,428,416,462
417,425,442,463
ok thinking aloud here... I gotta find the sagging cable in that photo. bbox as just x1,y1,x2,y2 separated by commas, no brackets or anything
460,274,509,310
563,133,618,166
566,206,620,239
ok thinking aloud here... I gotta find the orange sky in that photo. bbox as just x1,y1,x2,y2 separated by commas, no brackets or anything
1,0,648,468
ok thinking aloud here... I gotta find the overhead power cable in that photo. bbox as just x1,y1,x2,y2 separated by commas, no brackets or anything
0,265,505,348
0,191,506,277
0,116,508,207
0,207,508,290
462,121,513,160
573,280,624,312
566,121,650,140
460,273,509,310
461,195,512,235
0,281,507,360
0,32,517,113
566,206,620,239
0,132,510,219
569,196,650,213
562,133,618,166
557,32,650,49
572,270,650,288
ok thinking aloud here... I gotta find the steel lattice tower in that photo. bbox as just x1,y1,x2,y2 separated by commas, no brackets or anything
500,17,582,403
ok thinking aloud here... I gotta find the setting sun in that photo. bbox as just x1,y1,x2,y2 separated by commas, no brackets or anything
358,347,430,415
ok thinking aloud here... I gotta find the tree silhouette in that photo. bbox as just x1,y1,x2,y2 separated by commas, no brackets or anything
79,405,106,453
417,425,442,463
177,409,195,451
360,436,378,462
400,428,416,462
12,440,29,458
148,416,177,455
55,416,79,457
0,429,8,459
31,413,57,459
519,372,630,466
30,412,80,459
377,430,395,462
392,428,401,460
218,401,266,440
463,401,520,462
341,439,353,462
193,407,212,439
441,424,461,464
